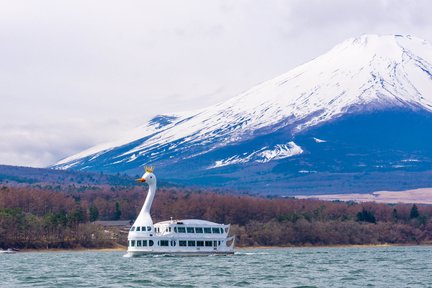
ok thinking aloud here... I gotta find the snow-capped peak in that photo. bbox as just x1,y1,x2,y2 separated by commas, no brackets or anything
54,34,432,170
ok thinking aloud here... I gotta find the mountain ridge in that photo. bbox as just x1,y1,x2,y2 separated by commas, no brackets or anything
52,34,432,195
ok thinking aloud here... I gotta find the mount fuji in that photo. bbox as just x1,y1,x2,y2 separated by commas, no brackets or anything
53,34,432,195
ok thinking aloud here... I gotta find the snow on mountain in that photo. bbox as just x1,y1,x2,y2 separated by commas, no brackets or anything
313,137,327,143
55,112,190,167
52,34,432,194
211,141,303,169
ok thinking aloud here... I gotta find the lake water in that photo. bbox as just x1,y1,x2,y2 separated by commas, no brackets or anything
2,246,431,287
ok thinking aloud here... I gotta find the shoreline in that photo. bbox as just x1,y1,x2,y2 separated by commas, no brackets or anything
12,242,432,253
18,246,127,253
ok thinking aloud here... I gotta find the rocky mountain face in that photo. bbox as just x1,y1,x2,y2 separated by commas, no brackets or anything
52,35,432,195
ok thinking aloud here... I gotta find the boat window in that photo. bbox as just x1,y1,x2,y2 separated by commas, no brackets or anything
197,241,204,247
169,227,172,232
218,241,221,246
186,227,194,233
213,241,218,247
187,241,195,247
143,240,147,247
204,228,212,233
225,227,228,233
177,227,186,233
212,228,220,234
149,240,154,246
136,226,141,231
179,241,187,247
131,240,135,247
130,226,135,231
174,227,178,233
220,228,224,234
171,240,176,247
160,240,169,246
205,241,212,247
147,226,152,231
137,240,142,247
195,227,203,233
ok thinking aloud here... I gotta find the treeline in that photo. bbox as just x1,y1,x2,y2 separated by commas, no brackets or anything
1,185,432,249
0,164,134,186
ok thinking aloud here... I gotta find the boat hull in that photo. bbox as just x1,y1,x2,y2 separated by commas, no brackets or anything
125,250,234,257
0,250,16,254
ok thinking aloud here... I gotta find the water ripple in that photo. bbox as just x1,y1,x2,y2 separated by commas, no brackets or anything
2,246,432,287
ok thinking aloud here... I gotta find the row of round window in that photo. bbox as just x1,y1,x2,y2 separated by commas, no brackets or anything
129,240,154,247
128,239,222,247
130,226,152,232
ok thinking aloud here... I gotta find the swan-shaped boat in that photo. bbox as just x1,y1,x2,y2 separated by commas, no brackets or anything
126,167,235,256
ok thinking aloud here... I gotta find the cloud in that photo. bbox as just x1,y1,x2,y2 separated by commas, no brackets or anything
0,0,431,167
0,119,126,167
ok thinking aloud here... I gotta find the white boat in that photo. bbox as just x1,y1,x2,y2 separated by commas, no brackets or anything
0,249,17,254
126,167,235,256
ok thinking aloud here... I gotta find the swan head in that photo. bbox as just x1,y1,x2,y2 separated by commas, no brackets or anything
136,167,157,185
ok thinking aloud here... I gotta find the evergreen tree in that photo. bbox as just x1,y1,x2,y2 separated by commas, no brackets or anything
114,202,121,220
89,205,99,222
410,204,420,219
356,208,376,223
68,205,86,226
391,208,398,222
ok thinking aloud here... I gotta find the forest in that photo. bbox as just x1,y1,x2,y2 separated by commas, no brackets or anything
1,184,432,249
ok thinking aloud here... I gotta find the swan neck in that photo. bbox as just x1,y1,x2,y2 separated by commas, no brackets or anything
142,182,156,213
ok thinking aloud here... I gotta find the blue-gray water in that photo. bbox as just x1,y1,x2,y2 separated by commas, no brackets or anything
2,246,432,287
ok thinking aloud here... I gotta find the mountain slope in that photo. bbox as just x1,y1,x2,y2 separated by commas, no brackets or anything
52,34,432,195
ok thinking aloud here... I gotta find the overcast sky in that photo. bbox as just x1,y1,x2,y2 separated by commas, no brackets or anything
1,0,432,167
